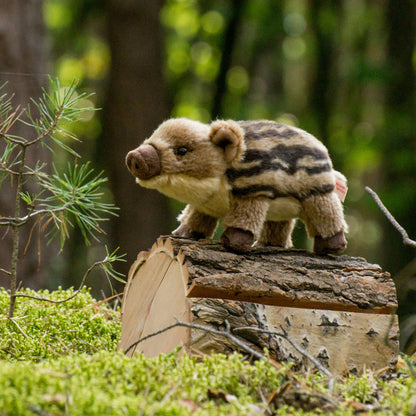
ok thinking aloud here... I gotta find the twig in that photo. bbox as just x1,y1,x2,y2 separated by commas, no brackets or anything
365,186,416,248
0,267,11,276
125,318,267,361
124,318,339,409
233,326,334,380
0,160,40,176
10,318,31,339
0,204,72,227
126,320,332,378
71,292,123,312
0,315,27,321
12,260,102,305
125,322,180,355
2,104,64,149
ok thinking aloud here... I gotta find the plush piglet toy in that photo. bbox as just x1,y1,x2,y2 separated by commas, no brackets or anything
126,118,348,254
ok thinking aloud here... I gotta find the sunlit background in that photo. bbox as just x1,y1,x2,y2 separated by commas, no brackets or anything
1,0,415,350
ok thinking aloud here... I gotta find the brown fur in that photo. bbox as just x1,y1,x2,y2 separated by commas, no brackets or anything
259,219,296,248
126,118,348,254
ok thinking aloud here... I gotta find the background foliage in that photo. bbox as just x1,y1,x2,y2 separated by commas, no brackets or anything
0,1,415,345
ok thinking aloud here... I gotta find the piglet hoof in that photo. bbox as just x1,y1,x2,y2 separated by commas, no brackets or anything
314,231,347,255
172,224,205,240
221,227,254,253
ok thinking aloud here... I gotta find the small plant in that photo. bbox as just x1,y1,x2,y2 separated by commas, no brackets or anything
0,287,121,361
0,78,121,318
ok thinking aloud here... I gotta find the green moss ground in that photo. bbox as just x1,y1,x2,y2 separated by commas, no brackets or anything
0,288,415,415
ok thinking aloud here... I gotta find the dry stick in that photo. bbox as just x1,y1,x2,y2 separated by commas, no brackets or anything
10,318,30,339
124,318,267,361
13,260,103,304
233,325,335,390
0,267,11,276
124,319,340,408
365,186,416,248
72,292,123,312
125,319,332,376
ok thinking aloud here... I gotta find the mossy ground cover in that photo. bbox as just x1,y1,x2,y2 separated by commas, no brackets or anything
0,288,415,415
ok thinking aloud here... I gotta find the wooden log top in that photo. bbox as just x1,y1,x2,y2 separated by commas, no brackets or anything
140,236,398,315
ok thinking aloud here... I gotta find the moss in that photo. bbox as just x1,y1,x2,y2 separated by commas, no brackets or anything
0,349,415,416
0,351,286,416
0,287,120,361
0,288,415,415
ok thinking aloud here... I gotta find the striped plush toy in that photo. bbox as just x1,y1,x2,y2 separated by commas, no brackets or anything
126,118,348,255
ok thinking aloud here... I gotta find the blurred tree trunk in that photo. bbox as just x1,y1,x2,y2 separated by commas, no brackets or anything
381,0,416,311
309,0,343,144
0,0,51,290
102,0,172,287
211,0,246,118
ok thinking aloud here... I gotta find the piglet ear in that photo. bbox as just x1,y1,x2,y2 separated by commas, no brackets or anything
209,120,246,165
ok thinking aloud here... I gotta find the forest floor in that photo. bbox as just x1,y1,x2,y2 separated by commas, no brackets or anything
0,287,414,416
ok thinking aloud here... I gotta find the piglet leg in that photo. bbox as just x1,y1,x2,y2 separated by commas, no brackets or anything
173,205,218,240
221,197,268,252
300,192,348,255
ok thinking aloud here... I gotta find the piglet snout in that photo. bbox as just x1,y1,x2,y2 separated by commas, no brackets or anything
126,144,161,180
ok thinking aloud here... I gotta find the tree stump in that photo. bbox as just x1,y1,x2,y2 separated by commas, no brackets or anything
118,236,399,375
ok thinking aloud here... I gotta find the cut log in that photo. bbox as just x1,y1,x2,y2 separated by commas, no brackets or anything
118,236,399,375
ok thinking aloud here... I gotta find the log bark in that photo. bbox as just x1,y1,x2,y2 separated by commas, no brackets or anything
179,238,397,314
119,237,399,374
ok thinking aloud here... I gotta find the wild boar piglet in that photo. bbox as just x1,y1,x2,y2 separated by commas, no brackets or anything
126,118,348,254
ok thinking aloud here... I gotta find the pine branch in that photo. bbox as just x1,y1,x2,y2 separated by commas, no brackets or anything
0,204,72,227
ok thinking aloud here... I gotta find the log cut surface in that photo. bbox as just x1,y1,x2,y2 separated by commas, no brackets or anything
164,237,397,314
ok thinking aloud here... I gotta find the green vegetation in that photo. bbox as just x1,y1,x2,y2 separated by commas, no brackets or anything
0,286,415,415
0,287,120,361
0,78,121,317
0,2,415,414
39,1,416,323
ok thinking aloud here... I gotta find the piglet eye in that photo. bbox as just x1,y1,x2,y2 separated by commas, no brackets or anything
175,146,189,156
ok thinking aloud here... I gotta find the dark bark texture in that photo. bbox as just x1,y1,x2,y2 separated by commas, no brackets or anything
167,237,398,314
102,0,173,285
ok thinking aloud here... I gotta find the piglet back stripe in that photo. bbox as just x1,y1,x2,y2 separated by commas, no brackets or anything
231,184,335,201
227,143,331,180
243,144,329,163
226,162,331,180
238,121,299,141
244,128,298,141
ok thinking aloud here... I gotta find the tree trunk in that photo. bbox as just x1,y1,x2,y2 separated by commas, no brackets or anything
309,0,343,144
119,237,399,375
211,0,247,118
381,0,416,279
0,0,51,290
102,0,173,286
